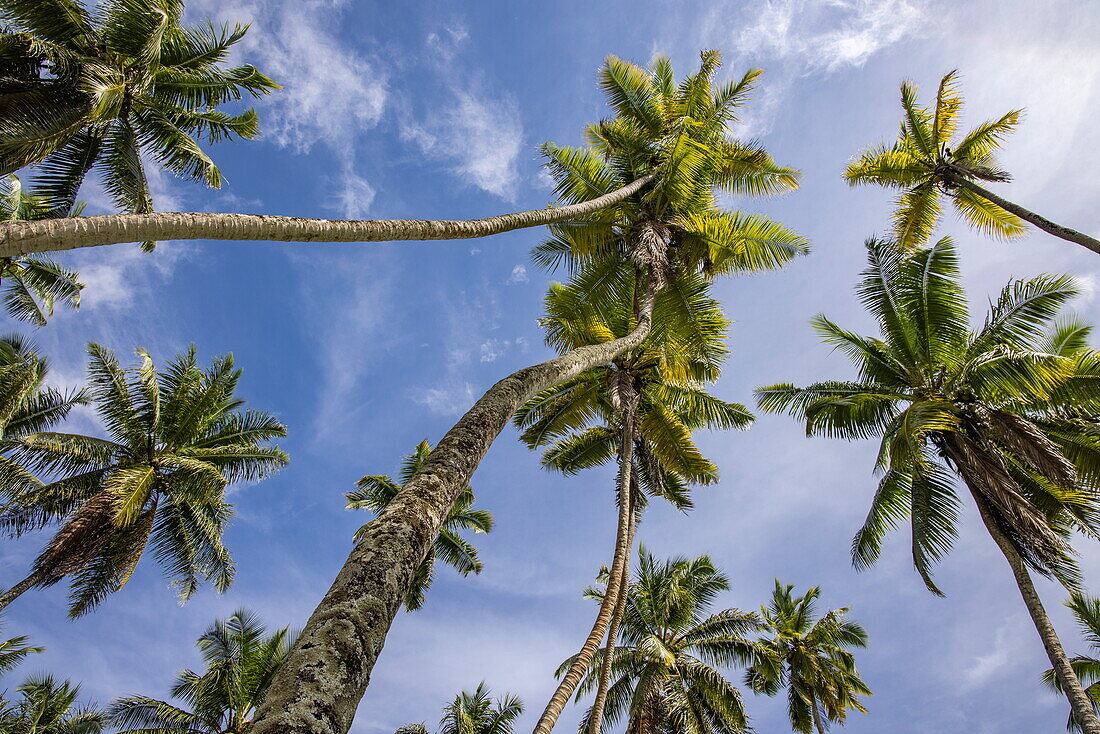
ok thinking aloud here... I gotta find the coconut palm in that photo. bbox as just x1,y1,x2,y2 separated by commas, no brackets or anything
247,51,804,734
756,236,1100,732
0,175,82,325
562,548,762,734
1044,595,1100,730
346,440,493,612
0,0,278,244
0,621,42,674
746,582,870,734
0,675,106,734
845,70,1100,254
109,609,293,734
0,343,288,617
514,270,752,734
394,683,523,734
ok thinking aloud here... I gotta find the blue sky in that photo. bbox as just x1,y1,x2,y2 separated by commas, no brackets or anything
3,1,1100,732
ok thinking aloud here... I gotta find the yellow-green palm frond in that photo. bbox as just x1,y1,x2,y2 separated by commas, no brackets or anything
844,144,928,189
713,139,800,196
677,210,810,275
952,109,1022,163
891,182,942,248
599,54,663,135
952,185,1027,239
931,70,963,145
899,79,935,160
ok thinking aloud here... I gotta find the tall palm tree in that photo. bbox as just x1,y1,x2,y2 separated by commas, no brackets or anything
0,675,106,734
746,582,870,734
756,236,1100,732
563,548,762,734
0,0,278,245
394,683,523,734
1,174,82,325
0,343,289,617
845,70,1100,254
346,440,493,611
247,51,805,734
514,271,752,734
1044,595,1100,730
110,609,293,734
0,620,42,674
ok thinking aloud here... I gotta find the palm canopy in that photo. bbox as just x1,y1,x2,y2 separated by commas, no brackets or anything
0,0,278,233
0,675,106,734
1044,595,1100,730
514,269,753,510
0,343,289,616
844,70,1027,247
0,175,83,325
110,608,294,734
756,236,1100,593
535,50,807,290
746,582,870,733
346,440,493,611
395,683,523,734
563,548,763,734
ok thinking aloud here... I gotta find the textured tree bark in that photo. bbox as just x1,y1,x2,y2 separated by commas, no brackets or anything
0,175,653,257
970,490,1100,734
939,170,1100,255
534,406,639,734
810,694,826,734
0,567,46,612
247,275,660,734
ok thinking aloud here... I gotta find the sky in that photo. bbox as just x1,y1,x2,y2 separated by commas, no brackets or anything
3,0,1100,732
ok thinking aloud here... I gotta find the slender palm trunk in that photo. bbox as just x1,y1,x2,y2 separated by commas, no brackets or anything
810,694,826,734
970,491,1100,734
247,275,659,734
939,169,1100,255
0,175,654,258
535,408,639,734
0,568,46,612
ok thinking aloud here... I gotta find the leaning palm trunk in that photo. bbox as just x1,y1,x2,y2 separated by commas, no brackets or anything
968,489,1100,734
0,568,46,611
247,275,659,734
937,167,1100,255
0,175,653,258
810,694,826,734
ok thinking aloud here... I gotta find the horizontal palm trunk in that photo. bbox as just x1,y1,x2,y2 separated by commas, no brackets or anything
939,170,1100,255
0,175,653,258
0,567,46,612
247,275,659,734
970,490,1100,734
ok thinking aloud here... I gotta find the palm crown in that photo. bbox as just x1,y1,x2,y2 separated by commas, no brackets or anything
757,236,1100,593
844,70,1026,247
0,343,289,616
0,675,106,734
110,608,294,734
395,683,523,734
746,582,870,733
346,440,493,611
564,549,763,734
0,0,278,229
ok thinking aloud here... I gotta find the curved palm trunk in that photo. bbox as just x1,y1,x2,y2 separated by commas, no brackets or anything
0,567,46,612
939,170,1100,255
247,275,659,734
535,408,639,734
0,175,653,258
970,491,1100,734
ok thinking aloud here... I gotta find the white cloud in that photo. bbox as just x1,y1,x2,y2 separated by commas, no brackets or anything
330,169,377,219
506,264,528,285
412,381,475,416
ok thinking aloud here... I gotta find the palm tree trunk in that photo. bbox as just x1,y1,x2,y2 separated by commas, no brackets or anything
535,407,639,734
810,694,826,734
939,169,1100,255
0,567,46,612
0,175,654,258
247,274,660,734
971,491,1100,734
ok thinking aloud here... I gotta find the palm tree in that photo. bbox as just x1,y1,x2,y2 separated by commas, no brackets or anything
756,236,1100,733
0,675,106,734
1044,595,1100,730
346,440,493,611
845,70,1100,254
0,343,288,617
0,620,42,674
0,0,278,244
247,51,804,734
1,174,82,325
563,548,762,734
514,271,753,734
394,683,523,734
110,609,293,734
746,582,870,734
